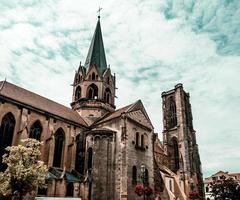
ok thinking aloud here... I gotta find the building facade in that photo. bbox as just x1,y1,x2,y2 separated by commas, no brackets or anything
0,16,204,200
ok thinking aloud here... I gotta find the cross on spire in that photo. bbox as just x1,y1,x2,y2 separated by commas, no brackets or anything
97,7,102,18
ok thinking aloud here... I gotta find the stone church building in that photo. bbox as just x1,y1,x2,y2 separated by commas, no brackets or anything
0,16,204,200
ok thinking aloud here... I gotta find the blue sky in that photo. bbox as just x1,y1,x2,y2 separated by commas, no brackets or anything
0,0,239,177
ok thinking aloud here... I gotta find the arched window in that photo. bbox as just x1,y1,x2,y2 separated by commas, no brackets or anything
75,134,84,175
169,96,177,128
53,128,65,168
104,88,111,104
75,86,81,101
87,84,98,99
141,134,144,148
29,120,42,141
144,168,149,184
87,147,93,170
92,72,96,80
0,112,15,171
132,166,137,184
136,132,139,147
172,138,180,171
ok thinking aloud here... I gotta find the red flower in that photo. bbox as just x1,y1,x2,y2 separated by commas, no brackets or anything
189,191,199,199
144,186,153,196
135,184,144,196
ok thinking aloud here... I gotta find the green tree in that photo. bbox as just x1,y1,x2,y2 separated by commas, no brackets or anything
0,138,48,200
210,175,240,200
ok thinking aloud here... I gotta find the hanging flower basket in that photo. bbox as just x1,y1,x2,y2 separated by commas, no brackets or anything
144,186,153,196
135,184,144,196
189,191,199,199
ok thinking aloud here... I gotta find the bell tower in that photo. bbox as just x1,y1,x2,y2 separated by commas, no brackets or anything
162,83,204,199
71,16,116,125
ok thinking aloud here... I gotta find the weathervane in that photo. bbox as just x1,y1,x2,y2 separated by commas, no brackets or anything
97,7,102,18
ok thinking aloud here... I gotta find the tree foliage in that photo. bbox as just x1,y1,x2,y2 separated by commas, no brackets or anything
0,138,48,200
210,175,240,200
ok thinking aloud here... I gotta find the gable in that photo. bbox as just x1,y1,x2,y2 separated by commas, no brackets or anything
126,110,153,130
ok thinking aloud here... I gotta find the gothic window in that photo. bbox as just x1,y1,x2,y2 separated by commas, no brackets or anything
104,88,111,104
75,86,81,101
0,112,15,171
53,128,65,168
29,120,42,141
168,96,177,128
132,166,137,184
92,72,96,80
87,147,93,170
87,84,98,99
136,132,139,147
141,134,144,148
75,134,84,175
172,138,180,171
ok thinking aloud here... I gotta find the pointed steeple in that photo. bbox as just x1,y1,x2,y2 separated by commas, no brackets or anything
84,16,107,75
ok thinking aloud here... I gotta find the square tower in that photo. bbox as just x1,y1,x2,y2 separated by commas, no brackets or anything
162,83,204,199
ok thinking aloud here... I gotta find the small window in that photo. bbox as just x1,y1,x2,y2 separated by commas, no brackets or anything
136,132,139,147
87,147,93,170
144,168,149,184
169,179,172,191
206,186,209,193
92,72,96,80
141,135,144,148
132,166,137,184
66,182,74,197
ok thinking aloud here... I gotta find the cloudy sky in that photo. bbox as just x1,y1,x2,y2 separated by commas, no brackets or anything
0,0,239,177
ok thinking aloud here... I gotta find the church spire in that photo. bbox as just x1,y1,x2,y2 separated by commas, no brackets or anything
84,16,107,75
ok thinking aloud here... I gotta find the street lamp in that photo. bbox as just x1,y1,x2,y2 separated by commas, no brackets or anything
140,164,146,200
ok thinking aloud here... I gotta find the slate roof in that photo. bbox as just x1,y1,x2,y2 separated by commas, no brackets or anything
94,103,134,125
94,100,153,130
84,17,107,75
0,81,87,127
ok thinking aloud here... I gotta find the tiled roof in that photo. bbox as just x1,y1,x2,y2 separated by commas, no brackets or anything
94,103,134,125
0,81,87,127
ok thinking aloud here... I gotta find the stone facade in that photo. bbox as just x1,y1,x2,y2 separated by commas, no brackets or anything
0,16,204,200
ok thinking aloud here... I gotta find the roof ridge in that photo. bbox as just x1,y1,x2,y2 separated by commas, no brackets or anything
0,79,7,93
4,81,73,111
0,81,87,127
